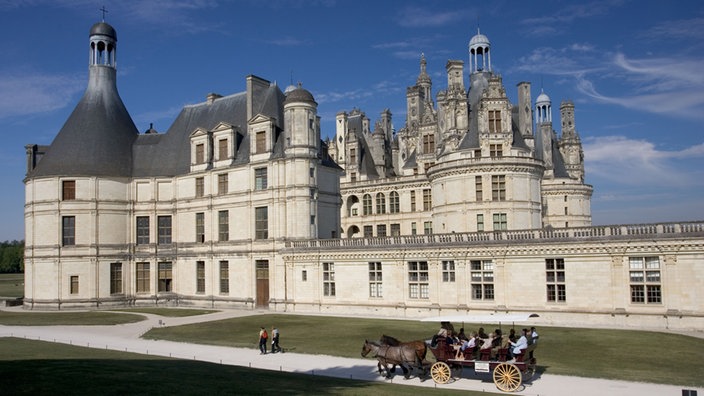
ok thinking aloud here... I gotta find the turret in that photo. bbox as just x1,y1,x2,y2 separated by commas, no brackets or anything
284,83,319,158
469,28,491,73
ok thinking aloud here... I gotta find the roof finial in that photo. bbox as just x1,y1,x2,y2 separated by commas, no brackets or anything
100,5,108,22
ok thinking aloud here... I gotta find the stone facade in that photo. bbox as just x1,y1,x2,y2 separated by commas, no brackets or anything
328,32,592,238
22,22,704,332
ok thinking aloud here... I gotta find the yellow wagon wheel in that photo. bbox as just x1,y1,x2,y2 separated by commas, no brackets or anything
493,362,522,392
430,361,452,384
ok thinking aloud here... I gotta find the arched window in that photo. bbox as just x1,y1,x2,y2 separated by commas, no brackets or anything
376,193,386,214
389,191,400,213
363,194,372,216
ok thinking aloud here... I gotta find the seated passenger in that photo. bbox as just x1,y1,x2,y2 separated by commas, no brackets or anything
455,332,478,359
457,327,468,341
478,327,489,339
509,328,529,360
491,329,504,359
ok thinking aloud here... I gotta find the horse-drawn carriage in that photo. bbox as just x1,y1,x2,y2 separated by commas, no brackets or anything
361,313,538,392
424,313,538,392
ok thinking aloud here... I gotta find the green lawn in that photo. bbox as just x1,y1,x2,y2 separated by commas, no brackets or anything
111,307,218,317
0,338,485,396
0,273,24,298
143,314,704,388
0,311,145,326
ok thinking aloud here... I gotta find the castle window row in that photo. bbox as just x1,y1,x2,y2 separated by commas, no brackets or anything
88,256,661,305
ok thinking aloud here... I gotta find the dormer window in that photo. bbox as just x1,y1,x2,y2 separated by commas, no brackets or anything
489,110,501,133
256,131,266,153
195,143,205,164
218,139,228,160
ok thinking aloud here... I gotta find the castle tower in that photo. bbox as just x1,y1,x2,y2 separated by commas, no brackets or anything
416,53,432,102
535,89,553,172
284,83,319,158
559,100,585,181
27,21,137,178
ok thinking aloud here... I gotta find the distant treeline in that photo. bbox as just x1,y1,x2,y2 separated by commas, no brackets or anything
0,240,24,273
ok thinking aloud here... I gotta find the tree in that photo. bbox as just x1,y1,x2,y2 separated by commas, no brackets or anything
0,240,24,273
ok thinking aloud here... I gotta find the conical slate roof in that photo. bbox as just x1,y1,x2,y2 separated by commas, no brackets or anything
29,66,138,177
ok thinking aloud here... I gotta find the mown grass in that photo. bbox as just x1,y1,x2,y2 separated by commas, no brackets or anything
0,311,145,326
111,307,218,317
0,338,485,396
0,273,24,298
144,314,704,388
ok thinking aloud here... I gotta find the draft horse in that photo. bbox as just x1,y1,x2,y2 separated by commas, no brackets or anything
378,335,427,376
361,340,424,379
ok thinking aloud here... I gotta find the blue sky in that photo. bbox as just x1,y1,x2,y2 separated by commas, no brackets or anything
1,0,703,241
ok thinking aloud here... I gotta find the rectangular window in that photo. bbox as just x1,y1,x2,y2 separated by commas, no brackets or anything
442,260,455,282
302,270,307,282
136,262,150,293
390,223,401,236
389,192,399,213
218,173,228,195
136,216,149,245
477,214,484,232
423,189,432,211
410,191,416,211
364,225,373,238
196,261,205,294
70,275,79,294
492,213,507,231
255,207,268,239
423,134,435,154
546,258,566,302
349,148,357,164
62,180,75,200
196,212,205,243
350,172,357,182
218,139,228,160
195,177,204,198
158,262,173,292
195,143,205,164
377,224,387,237
629,257,661,304
488,110,501,133
490,144,502,158
423,221,433,235
471,260,494,300
256,131,266,153
110,262,122,294
369,262,382,298
255,167,268,190
157,216,172,244
492,175,506,201
62,216,75,246
220,261,229,294
218,210,229,241
411,222,417,235
376,194,386,214
475,176,483,201
323,262,336,297
363,195,372,215
408,261,429,299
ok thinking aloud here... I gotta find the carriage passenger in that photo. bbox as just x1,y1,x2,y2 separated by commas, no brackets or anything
508,328,529,359
455,332,478,359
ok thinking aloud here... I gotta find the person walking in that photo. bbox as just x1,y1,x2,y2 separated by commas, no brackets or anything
271,326,281,353
258,326,268,354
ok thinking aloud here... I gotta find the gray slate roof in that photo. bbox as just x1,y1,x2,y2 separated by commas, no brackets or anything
30,66,138,178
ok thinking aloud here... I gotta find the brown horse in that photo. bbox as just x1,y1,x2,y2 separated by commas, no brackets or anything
361,339,424,379
379,334,427,376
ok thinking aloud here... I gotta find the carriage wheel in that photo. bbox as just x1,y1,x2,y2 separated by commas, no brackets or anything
430,362,451,384
493,363,522,392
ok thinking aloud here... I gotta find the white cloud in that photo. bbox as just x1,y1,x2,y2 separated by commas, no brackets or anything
0,72,84,119
583,135,704,187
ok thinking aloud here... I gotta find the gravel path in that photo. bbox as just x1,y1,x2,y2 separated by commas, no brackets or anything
1,308,700,395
